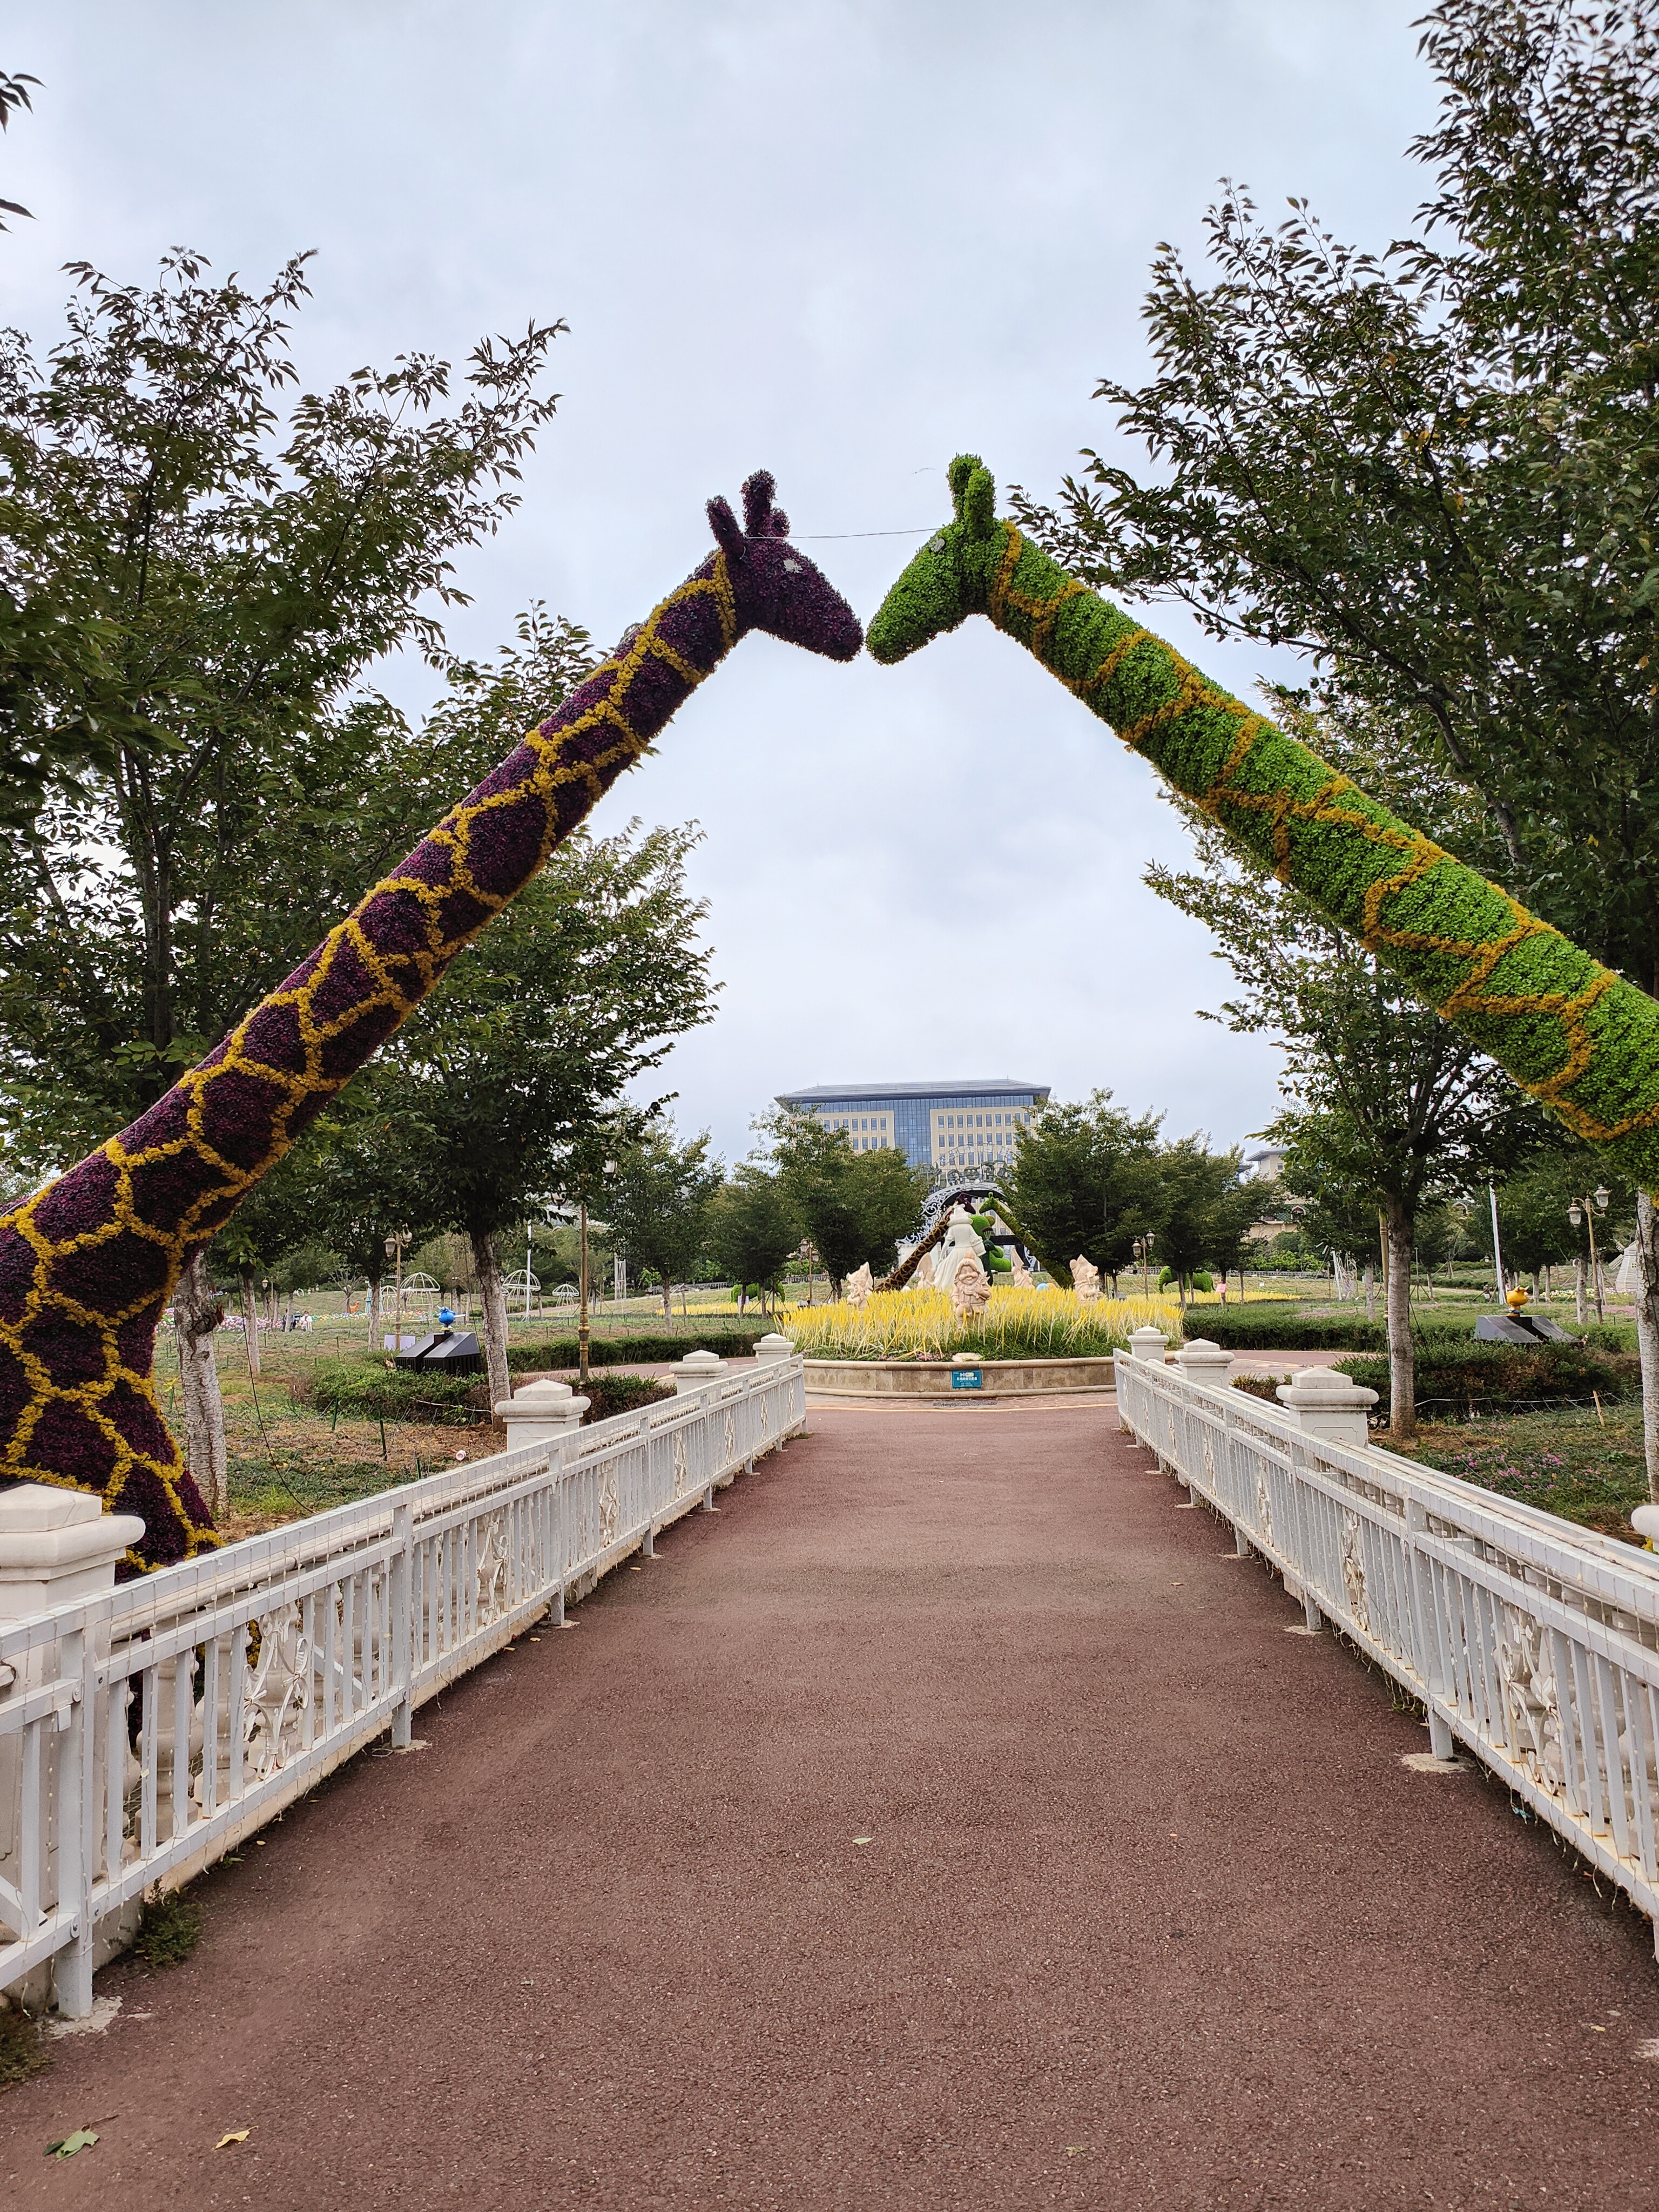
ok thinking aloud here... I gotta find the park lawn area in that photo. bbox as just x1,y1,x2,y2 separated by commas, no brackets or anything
1387,1402,1651,1544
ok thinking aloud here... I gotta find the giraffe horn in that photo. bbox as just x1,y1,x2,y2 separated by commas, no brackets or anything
707,493,745,561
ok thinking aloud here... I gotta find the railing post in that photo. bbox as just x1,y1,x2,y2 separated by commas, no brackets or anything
51,1624,96,2019
1405,1498,1456,1758
390,1498,413,1749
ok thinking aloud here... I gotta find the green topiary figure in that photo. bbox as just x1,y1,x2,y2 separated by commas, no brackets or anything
868,456,1659,1190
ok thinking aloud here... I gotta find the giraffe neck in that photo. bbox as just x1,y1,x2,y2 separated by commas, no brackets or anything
0,550,741,1564
972,520,1659,1186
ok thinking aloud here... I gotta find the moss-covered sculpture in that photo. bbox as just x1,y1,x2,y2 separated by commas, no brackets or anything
0,475,862,1569
868,455,1659,1190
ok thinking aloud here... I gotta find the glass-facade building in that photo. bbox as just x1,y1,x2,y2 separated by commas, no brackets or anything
774,1079,1051,1172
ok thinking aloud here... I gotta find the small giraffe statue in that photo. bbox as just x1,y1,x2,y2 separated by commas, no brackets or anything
0,473,861,1569
870,456,1659,1191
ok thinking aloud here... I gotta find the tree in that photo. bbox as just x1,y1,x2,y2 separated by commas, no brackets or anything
0,249,562,1157
1016,0,1659,1470
1147,736,1540,1434
764,1115,932,1296
1471,1146,1636,1307
705,1168,798,1311
602,1124,724,1321
1154,1137,1264,1303
354,822,716,1402
1000,1091,1165,1290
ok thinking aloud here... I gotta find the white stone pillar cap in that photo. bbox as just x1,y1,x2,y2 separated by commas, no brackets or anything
670,1349,729,1392
1275,1366,1378,1411
1176,1337,1234,1379
1128,1325,1170,1363
495,1377,588,1419
1633,1503,1659,1547
752,1334,796,1362
0,1483,146,1581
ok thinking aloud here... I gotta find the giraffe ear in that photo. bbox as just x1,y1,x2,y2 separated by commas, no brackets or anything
770,509,790,536
707,495,746,562
948,454,984,518
961,464,997,541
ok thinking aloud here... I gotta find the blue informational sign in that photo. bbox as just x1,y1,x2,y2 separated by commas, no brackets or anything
950,1367,983,1390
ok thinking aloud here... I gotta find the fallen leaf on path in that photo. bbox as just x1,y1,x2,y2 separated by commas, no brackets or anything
215,2129,251,2148
853,1835,873,1845
46,2128,99,2159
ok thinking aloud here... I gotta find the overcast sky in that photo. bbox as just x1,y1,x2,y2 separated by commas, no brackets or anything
6,1,1438,1166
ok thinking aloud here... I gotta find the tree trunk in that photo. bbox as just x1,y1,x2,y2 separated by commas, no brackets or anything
1362,1263,1375,1322
471,1228,511,1409
1631,1192,1659,1502
1384,1198,1415,1441
366,1276,381,1347
1575,1253,1587,1324
239,1266,261,1378
663,1273,673,1323
173,1249,228,1525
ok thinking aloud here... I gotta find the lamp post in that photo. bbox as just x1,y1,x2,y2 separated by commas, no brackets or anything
1132,1232,1154,1301
1567,1186,1611,1324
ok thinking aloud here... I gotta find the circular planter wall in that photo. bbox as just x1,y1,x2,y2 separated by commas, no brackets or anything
802,1356,1117,1400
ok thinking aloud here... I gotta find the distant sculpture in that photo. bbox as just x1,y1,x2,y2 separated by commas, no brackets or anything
1008,1250,1032,1289
1070,1256,1102,1302
930,1205,986,1290
950,1255,992,1318
844,1262,874,1310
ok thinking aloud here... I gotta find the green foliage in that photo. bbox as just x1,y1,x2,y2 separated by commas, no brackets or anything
0,252,563,1171
132,1887,202,1968
762,1112,931,1292
998,1090,1164,1285
1337,1340,1638,1417
1397,1402,1654,1540
571,1374,678,1422
1470,1150,1634,1278
600,1124,724,1319
704,1167,798,1305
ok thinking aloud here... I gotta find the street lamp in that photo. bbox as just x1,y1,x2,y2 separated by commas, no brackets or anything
1567,1186,1610,1323
1132,1232,1154,1300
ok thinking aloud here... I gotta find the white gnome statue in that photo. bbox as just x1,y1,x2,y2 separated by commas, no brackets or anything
930,1204,986,1290
951,1253,992,1318
1008,1248,1032,1289
1070,1255,1102,1303
844,1261,874,1310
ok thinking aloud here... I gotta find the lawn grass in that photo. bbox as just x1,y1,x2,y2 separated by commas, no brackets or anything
1387,1401,1651,1543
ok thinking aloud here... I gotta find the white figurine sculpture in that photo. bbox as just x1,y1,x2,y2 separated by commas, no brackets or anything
844,1261,874,1309
950,1254,992,1318
1008,1249,1032,1289
1070,1255,1102,1303
930,1204,986,1290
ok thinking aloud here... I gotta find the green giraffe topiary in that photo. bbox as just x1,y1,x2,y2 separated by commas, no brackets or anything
867,455,1659,1191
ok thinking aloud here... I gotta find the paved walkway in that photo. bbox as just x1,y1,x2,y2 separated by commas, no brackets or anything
8,1407,1659,2208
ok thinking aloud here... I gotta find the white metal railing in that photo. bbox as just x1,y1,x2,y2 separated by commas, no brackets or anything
1115,1349,1659,1946
0,1356,805,2010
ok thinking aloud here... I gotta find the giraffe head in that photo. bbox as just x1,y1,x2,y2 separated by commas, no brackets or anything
705,470,863,660
865,454,1004,663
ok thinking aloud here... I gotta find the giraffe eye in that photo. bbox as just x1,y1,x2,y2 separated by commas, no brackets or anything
783,558,802,573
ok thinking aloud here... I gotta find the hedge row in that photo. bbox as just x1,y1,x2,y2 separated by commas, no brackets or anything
1333,1342,1640,1415
1191,1303,1636,1356
505,1328,766,1370
304,1360,679,1427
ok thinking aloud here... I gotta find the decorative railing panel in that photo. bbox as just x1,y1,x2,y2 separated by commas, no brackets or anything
1114,1349,1659,1945
0,1357,805,2008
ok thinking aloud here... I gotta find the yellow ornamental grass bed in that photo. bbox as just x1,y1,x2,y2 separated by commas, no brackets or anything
781,1287,1183,1363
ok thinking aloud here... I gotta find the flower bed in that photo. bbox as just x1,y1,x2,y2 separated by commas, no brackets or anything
783,1287,1180,1362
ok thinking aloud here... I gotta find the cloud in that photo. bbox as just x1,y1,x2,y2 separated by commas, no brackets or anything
4,0,1431,1161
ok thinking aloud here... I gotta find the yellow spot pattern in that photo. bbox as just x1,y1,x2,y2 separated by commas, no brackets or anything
0,561,738,1563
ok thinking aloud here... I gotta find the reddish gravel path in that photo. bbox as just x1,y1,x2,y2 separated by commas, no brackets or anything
8,1405,1659,2209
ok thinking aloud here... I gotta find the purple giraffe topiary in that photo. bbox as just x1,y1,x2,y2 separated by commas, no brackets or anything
0,472,861,1570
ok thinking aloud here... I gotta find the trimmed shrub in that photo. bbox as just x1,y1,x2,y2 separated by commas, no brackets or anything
506,1329,765,1370
1334,1341,1638,1417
